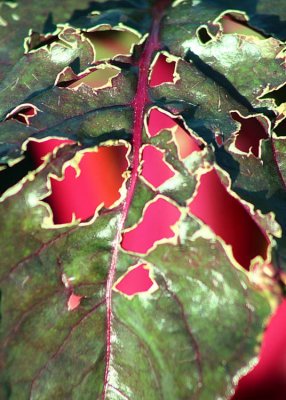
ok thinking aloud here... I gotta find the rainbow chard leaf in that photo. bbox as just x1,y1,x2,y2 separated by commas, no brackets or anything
0,1,285,399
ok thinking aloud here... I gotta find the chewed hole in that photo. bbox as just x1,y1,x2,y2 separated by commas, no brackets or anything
260,83,286,107
197,26,212,44
83,29,141,60
44,144,129,224
274,117,286,137
230,112,269,157
232,300,286,399
141,145,175,189
5,104,39,126
121,196,182,255
26,138,75,167
114,264,157,297
215,133,224,147
219,14,266,40
149,54,177,87
57,66,120,90
147,108,203,159
188,169,270,270
0,156,34,196
25,32,60,52
0,138,74,197
148,107,177,136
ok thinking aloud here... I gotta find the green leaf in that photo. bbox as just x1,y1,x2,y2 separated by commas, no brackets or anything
0,0,100,79
0,1,284,399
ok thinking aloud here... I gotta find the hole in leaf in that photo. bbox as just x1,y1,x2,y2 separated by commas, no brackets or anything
260,83,286,107
219,13,266,40
230,111,269,157
197,26,212,44
148,108,203,159
56,65,120,90
188,169,270,269
26,138,76,167
25,31,60,52
114,263,157,297
67,293,82,311
83,29,141,60
232,300,286,400
274,117,286,137
173,126,202,159
149,53,177,87
0,138,74,197
121,196,182,255
215,133,224,146
141,145,175,189
0,155,34,196
44,144,129,224
148,107,176,135
5,104,39,125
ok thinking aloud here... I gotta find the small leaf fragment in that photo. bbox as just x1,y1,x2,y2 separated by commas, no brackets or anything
67,293,82,311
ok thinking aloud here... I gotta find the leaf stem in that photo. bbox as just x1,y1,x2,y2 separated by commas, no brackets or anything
102,1,172,397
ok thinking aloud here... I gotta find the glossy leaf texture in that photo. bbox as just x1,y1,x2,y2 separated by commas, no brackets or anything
0,0,286,399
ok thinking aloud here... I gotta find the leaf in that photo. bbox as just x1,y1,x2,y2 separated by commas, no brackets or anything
0,0,97,79
162,1,286,110
0,1,284,399
272,137,286,188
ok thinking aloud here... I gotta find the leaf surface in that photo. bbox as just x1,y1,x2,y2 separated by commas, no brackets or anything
0,1,285,399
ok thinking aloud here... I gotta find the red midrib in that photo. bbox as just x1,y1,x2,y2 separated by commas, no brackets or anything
102,1,171,397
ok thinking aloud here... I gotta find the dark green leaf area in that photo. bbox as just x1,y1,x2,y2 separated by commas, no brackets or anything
0,1,284,399
113,215,270,399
